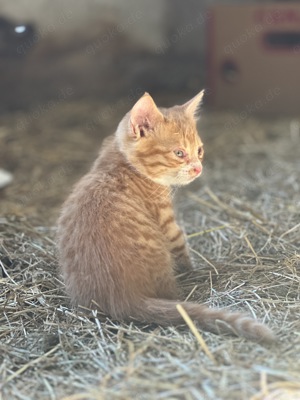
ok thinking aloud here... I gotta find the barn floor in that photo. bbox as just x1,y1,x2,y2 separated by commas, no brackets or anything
0,97,300,400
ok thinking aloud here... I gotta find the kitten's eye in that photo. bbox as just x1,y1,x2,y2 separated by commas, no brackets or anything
174,149,185,158
198,146,204,157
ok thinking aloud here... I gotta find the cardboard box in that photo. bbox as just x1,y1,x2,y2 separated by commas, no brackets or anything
206,4,300,114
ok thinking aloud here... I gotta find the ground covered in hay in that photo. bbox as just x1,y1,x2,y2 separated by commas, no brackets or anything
0,99,300,400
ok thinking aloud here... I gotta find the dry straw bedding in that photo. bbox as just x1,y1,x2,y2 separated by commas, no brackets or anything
0,105,299,400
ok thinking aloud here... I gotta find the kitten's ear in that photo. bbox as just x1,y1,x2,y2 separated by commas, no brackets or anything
182,90,205,119
130,93,163,139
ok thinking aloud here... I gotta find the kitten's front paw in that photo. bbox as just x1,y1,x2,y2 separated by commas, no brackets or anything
174,262,194,276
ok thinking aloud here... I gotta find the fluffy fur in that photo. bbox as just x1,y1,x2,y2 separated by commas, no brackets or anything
57,91,274,343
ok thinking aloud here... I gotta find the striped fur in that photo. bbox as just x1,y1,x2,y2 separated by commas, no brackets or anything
57,92,275,343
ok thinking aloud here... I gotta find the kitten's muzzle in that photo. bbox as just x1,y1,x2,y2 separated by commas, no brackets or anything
190,164,202,177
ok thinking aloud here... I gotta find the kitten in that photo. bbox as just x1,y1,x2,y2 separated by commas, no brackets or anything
57,91,274,342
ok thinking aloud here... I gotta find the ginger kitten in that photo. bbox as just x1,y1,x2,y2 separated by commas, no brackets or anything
57,91,274,342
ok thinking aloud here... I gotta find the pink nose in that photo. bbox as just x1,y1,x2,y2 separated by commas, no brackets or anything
193,165,202,175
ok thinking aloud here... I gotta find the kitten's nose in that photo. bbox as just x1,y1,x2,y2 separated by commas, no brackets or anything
193,165,202,175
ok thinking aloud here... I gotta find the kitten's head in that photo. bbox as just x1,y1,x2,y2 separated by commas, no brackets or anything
116,91,205,186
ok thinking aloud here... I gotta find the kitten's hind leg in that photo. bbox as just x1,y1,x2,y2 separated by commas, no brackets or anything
155,268,181,300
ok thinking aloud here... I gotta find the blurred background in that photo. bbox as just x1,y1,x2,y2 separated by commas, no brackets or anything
0,0,299,223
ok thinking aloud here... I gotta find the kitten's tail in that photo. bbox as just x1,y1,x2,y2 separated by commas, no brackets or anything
135,298,275,343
